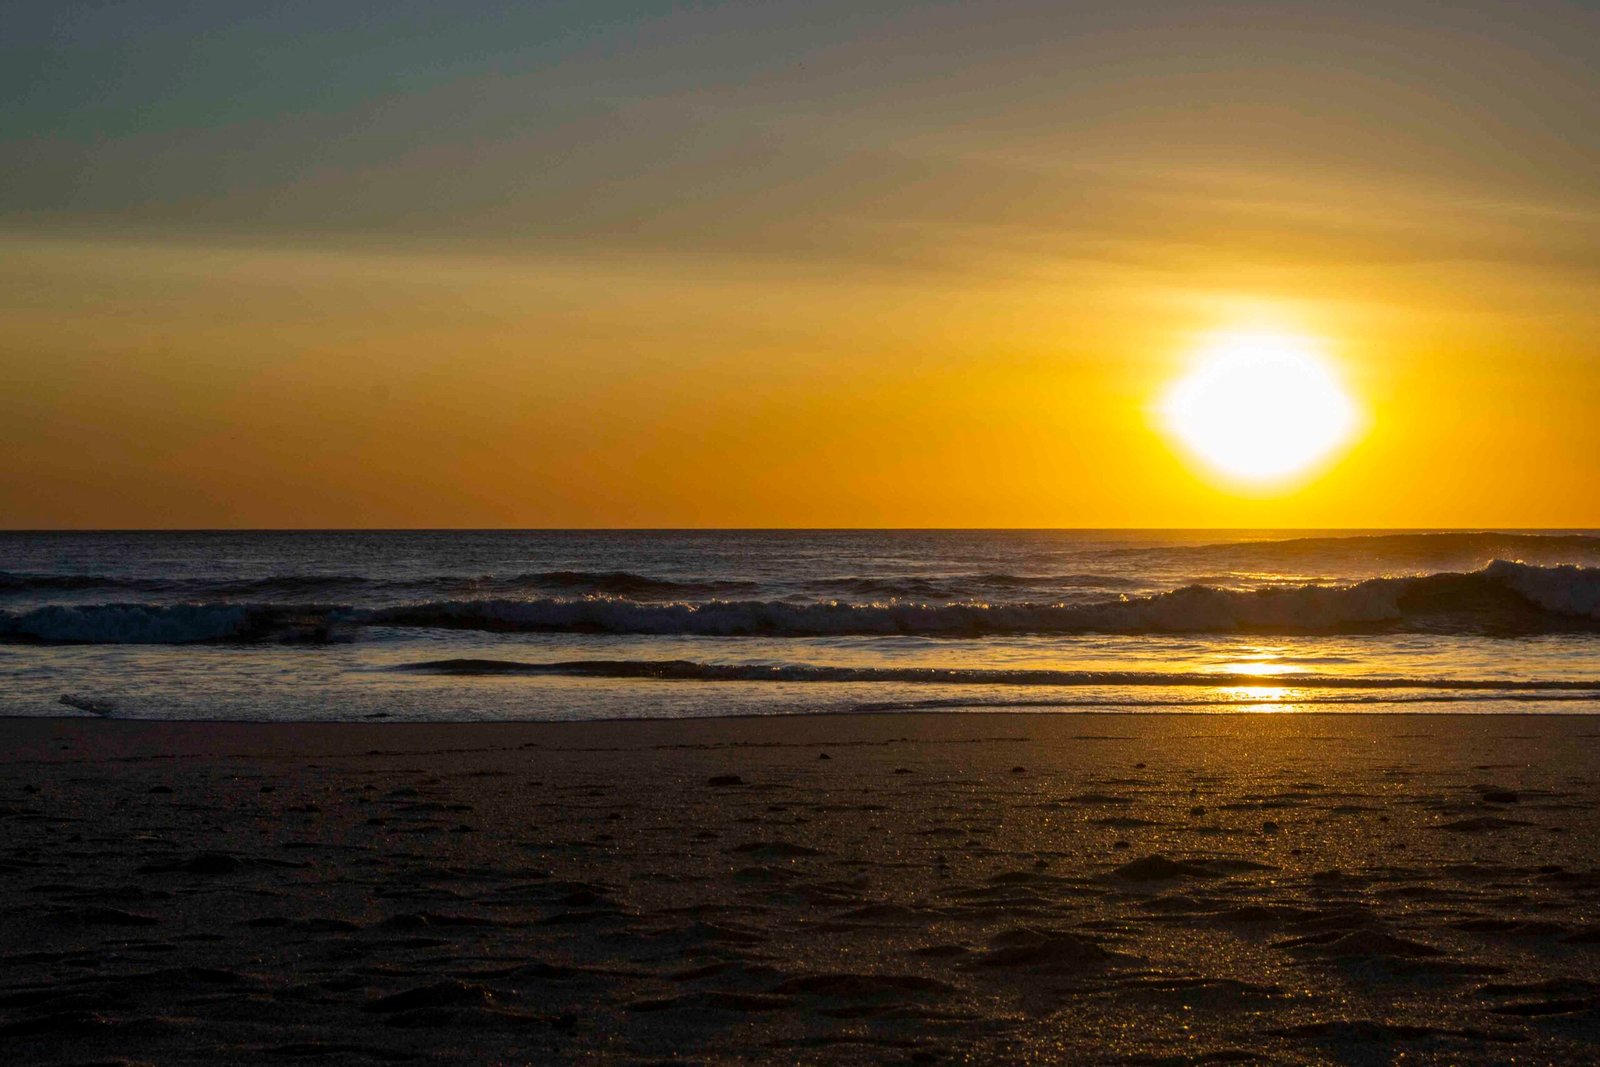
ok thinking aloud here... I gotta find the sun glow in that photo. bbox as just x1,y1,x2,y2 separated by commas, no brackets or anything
1161,330,1359,484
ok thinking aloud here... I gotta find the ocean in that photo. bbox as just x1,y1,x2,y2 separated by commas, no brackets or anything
2,530,1598,721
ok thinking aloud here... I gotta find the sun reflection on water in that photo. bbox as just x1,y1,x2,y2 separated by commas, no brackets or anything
1214,685,1303,712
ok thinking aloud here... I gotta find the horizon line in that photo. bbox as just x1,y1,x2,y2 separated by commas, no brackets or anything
3,526,1597,535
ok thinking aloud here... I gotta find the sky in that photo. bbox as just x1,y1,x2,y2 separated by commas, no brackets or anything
3,0,1598,528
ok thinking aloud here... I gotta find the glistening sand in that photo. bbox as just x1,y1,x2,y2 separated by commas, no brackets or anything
4,713,1599,1064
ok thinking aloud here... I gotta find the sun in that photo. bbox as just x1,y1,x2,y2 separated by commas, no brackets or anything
1159,329,1359,484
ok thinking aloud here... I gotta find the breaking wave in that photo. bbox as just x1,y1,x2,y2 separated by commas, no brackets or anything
2,561,1597,644
364,560,1600,638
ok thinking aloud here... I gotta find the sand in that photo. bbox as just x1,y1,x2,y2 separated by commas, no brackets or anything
3,712,1599,1065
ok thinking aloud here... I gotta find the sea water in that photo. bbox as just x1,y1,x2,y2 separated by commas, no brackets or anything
2,530,1598,721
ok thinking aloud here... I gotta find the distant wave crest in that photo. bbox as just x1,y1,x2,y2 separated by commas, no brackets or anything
0,569,754,600
1151,531,1600,564
2,561,1597,644
809,573,1148,599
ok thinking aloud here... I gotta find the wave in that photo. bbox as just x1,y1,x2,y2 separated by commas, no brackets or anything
1148,531,1600,566
0,604,346,644
0,572,379,598
382,658,1600,691
0,568,1144,604
512,570,758,598
3,561,1598,644
0,572,162,593
367,561,1600,637
808,573,1149,599
0,569,754,600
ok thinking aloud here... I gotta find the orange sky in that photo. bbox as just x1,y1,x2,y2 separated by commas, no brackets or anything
3,2,1598,528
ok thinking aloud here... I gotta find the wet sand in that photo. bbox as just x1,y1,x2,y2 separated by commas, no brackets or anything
3,712,1599,1064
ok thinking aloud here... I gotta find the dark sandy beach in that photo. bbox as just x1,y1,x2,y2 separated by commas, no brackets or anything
4,712,1599,1065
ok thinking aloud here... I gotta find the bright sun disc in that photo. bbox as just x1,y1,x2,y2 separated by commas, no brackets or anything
1161,330,1358,483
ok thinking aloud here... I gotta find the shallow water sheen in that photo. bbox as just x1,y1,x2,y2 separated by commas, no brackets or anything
3,530,1598,720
